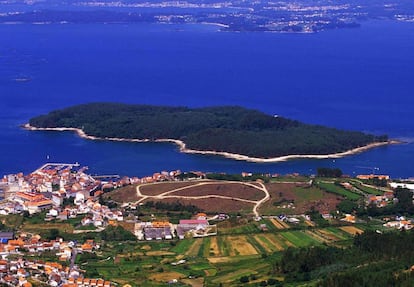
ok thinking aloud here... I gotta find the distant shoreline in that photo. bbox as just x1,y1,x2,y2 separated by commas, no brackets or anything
23,124,399,163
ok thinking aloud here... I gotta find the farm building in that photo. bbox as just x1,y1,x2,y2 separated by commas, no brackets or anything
177,219,210,239
143,221,173,240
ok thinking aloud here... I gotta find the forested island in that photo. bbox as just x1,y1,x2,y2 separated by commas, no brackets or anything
28,103,389,160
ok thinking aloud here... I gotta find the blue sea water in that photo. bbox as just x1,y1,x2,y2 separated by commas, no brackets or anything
1,20,414,178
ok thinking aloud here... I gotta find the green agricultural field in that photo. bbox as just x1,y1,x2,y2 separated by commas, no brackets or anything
254,234,281,253
317,181,361,200
185,238,203,257
270,176,311,183
171,238,195,254
280,231,321,247
325,227,353,240
199,237,212,257
261,218,279,232
349,181,384,195
217,235,232,256
219,222,260,235
294,186,325,201
246,236,267,254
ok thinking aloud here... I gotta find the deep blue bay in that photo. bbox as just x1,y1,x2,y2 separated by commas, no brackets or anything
1,21,414,178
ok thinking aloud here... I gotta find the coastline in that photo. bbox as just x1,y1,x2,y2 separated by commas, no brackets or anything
23,124,399,163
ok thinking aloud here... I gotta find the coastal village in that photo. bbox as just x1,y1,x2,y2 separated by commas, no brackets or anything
0,163,413,286
0,163,219,287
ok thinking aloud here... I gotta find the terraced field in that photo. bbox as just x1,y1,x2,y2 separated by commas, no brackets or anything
269,218,290,229
80,223,362,287
340,225,364,235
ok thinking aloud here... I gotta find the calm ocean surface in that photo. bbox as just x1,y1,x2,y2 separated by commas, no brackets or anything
1,21,413,178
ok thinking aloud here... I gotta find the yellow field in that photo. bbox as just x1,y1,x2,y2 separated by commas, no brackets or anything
340,226,363,235
274,233,294,247
317,229,340,241
254,235,273,253
209,237,220,256
149,271,185,282
269,218,289,229
304,220,315,227
263,234,285,251
181,278,204,287
212,269,257,284
207,257,232,264
146,251,175,256
304,230,330,243
227,235,258,256
141,245,152,251
186,238,203,256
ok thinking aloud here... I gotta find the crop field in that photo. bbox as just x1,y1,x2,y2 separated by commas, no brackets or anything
269,218,290,229
262,234,286,250
227,235,259,256
349,182,384,195
199,237,212,257
201,234,286,258
77,224,360,287
304,230,330,243
171,238,195,254
218,222,261,235
280,231,320,247
211,268,258,284
185,238,203,256
316,181,361,200
177,227,356,261
304,219,315,227
340,225,364,235
261,182,341,215
254,234,283,252
149,271,185,282
209,237,220,256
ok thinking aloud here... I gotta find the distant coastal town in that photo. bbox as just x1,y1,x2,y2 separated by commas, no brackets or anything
0,0,414,33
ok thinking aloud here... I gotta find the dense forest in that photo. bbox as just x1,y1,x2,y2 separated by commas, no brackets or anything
29,103,388,158
277,230,414,286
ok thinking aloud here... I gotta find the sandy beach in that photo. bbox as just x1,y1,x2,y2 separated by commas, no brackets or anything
24,124,398,163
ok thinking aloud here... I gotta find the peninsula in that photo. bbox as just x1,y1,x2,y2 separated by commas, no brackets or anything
27,103,390,161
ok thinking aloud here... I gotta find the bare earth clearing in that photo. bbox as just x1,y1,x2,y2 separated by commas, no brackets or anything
140,181,207,196
107,180,341,216
134,181,269,216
